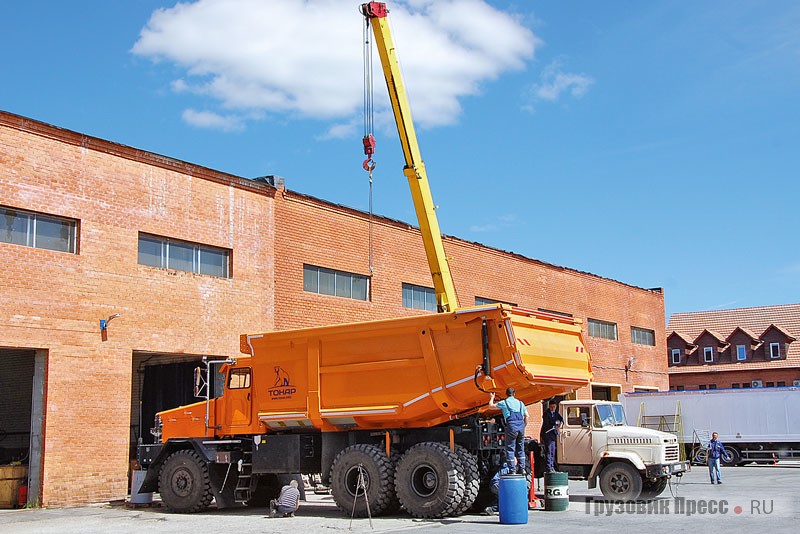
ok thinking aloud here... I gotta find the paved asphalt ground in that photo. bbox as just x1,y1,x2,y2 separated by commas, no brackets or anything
2,463,797,533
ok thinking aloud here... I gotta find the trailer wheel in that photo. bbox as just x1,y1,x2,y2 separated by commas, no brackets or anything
722,446,741,467
453,446,480,515
330,444,396,517
638,478,667,500
159,449,214,513
395,442,465,518
599,462,642,501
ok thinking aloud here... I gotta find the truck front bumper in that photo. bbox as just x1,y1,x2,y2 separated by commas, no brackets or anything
646,461,689,478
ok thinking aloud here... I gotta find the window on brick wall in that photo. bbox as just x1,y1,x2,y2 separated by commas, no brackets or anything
138,233,230,278
475,296,517,307
699,385,707,390
403,283,437,312
539,308,573,318
631,327,655,346
0,205,77,253
671,348,681,364
303,264,369,301
588,318,617,340
732,383,740,388
676,385,684,391
778,381,786,387
703,346,714,363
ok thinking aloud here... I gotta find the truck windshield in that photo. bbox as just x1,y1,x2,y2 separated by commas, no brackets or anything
595,404,626,427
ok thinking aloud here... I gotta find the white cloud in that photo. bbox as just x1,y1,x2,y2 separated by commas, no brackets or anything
469,213,517,233
132,0,537,132
182,109,244,131
531,59,594,102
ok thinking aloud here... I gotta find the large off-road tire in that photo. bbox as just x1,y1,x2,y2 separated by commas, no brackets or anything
159,449,214,513
330,444,396,517
453,446,480,515
599,462,643,501
638,478,667,500
395,442,465,519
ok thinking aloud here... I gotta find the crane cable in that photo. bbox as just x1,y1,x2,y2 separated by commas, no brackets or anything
362,11,376,275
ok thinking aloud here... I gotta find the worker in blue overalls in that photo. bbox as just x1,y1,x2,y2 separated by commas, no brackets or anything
489,387,529,474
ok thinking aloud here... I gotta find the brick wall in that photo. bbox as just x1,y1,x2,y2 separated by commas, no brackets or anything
0,113,276,506
671,370,799,390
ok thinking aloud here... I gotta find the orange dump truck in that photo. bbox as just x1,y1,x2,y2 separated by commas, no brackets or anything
138,304,591,517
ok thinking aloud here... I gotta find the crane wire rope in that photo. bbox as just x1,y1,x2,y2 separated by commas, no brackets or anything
362,10,376,276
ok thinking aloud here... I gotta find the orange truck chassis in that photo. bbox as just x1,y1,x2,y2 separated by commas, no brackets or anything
137,305,591,517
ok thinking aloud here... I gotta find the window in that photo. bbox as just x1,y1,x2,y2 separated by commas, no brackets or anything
538,308,573,318
770,343,781,359
732,383,740,388
766,382,775,387
588,319,617,340
742,382,751,389
778,381,786,387
676,385,684,391
228,368,251,389
139,233,230,278
736,345,747,361
566,406,591,427
0,205,77,253
403,283,437,312
709,384,717,389
303,264,369,301
631,327,655,346
671,349,681,364
703,346,714,363
699,385,707,390
475,296,517,307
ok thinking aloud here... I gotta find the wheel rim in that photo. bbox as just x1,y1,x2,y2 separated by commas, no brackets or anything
609,472,630,494
344,465,371,498
410,463,439,498
171,467,193,497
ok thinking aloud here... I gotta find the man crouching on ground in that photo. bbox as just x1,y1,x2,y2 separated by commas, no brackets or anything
270,479,301,517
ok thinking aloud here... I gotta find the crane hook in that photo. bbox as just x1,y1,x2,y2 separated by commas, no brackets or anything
362,134,376,172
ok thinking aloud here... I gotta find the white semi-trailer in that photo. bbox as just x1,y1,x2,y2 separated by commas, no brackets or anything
621,387,800,465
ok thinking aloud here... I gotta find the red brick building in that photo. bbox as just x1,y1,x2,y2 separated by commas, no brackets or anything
667,304,800,390
0,110,667,507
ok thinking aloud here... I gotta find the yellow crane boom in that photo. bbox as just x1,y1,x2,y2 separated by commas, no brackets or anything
361,2,459,312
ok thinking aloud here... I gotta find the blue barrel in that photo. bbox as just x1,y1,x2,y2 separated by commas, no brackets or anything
544,471,569,511
498,474,528,524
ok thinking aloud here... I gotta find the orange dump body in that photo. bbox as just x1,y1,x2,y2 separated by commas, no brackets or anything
159,305,592,440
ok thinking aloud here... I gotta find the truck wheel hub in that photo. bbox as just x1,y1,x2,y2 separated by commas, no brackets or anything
171,468,193,497
410,464,438,497
609,474,630,493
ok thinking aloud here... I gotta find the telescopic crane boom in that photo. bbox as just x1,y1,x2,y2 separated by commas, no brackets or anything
361,2,459,312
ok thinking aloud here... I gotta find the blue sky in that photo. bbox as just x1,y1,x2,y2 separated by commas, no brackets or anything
1,0,798,319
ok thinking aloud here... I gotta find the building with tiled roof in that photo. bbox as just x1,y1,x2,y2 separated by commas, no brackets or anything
667,304,800,390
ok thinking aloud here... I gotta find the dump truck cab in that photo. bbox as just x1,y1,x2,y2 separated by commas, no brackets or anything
557,400,688,500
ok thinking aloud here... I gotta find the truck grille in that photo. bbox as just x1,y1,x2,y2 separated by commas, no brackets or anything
665,444,679,462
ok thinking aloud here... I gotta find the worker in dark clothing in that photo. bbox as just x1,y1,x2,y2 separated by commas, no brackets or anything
489,387,529,474
481,462,513,515
540,400,563,473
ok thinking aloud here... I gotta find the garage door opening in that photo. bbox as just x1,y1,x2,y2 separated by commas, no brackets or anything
0,347,45,507
130,353,225,458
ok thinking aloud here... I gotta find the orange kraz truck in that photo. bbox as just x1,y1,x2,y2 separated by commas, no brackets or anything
138,304,591,517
